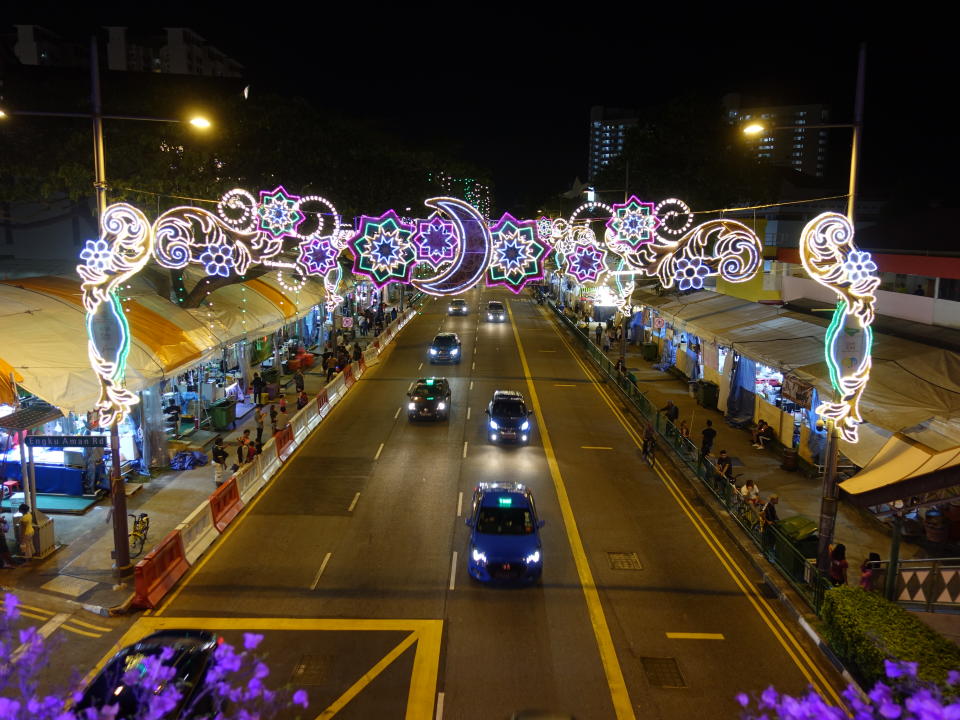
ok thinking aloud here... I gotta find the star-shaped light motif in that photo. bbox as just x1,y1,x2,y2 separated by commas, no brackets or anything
486,213,552,294
346,210,416,288
411,216,458,268
606,195,661,251
258,185,304,240
567,243,606,284
298,237,339,276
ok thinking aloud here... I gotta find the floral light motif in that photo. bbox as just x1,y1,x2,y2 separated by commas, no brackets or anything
198,243,237,278
566,243,606,284
412,215,458,267
537,217,553,240
675,257,710,291
79,239,111,272
298,237,339,276
258,185,304,240
347,210,417,288
843,250,878,284
486,213,552,294
606,195,661,251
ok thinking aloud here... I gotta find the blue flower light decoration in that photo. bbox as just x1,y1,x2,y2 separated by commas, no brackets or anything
675,257,710,291
199,243,236,278
843,250,877,284
79,238,111,272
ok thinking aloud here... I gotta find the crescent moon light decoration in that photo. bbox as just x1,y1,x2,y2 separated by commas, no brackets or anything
411,197,492,296
800,212,878,443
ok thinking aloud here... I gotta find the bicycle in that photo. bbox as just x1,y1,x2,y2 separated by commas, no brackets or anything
128,513,150,558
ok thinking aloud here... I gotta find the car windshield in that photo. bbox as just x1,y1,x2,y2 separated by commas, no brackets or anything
412,384,436,396
488,303,504,311
492,400,525,417
434,336,456,347
477,506,534,535
451,300,466,306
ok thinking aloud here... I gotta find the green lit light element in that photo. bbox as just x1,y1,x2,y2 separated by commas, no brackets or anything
426,379,435,385
498,497,512,507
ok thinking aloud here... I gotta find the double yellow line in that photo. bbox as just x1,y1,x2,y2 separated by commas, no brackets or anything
0,598,112,638
538,305,844,707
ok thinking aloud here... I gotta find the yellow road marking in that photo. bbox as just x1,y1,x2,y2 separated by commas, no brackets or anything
538,349,557,352
553,383,576,387
580,446,613,450
65,617,112,632
318,632,417,719
85,617,443,720
16,610,51,622
507,302,636,720
61,624,104,638
539,305,845,708
665,632,725,640
2,601,54,617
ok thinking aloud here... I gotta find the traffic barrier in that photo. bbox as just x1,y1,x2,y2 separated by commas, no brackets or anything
236,455,267,504
316,388,329,413
359,354,367,373
274,425,295,462
343,363,356,388
176,501,218,565
209,477,244,532
132,530,190,609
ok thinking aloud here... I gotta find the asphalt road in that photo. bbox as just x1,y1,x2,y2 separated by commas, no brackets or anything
114,286,844,720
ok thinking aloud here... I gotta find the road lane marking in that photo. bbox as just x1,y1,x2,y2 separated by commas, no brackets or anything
449,551,458,590
581,446,613,450
466,406,471,420
471,361,475,370
310,552,332,590
666,632,725,640
13,612,68,660
418,362,423,371
61,624,104,638
469,381,473,390
65,617,112,632
457,491,463,517
394,407,402,419
506,303,636,720
435,692,444,720
323,631,419,717
375,443,384,460
539,349,557,352
462,442,468,458
348,492,361,512
541,306,844,707
473,346,477,354
554,383,576,387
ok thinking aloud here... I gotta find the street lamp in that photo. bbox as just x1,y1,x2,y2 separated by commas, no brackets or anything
1,36,212,578
742,43,867,574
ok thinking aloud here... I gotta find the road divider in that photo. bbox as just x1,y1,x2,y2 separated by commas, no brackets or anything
209,477,244,532
132,531,190,609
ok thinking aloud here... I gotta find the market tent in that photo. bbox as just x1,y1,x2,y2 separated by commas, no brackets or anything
727,315,827,372
0,356,23,405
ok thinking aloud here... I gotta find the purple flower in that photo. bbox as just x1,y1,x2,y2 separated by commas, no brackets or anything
948,670,960,686
3,592,18,620
293,689,309,708
736,693,750,707
243,632,264,651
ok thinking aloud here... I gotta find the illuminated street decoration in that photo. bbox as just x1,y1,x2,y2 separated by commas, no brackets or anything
486,213,552,294
77,204,153,427
298,236,339,276
291,195,340,241
566,242,607,284
674,257,710,291
606,195,661,252
347,210,417,288
412,197,492,296
257,185,304,240
412,215,458,268
654,198,694,239
217,189,259,231
198,243,237,277
537,217,553,240
800,212,878,443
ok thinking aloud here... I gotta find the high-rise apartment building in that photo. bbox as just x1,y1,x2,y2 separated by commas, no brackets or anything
724,94,830,177
588,106,637,182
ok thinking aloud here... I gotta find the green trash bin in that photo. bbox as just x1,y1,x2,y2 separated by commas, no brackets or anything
261,367,280,384
641,342,658,361
775,515,819,582
699,381,719,410
208,398,237,431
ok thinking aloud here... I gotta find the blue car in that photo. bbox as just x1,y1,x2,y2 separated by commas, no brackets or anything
466,483,544,583
429,332,462,363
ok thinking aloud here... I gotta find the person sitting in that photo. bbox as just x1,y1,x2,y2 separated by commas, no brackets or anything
754,422,775,449
739,478,760,504
751,420,768,446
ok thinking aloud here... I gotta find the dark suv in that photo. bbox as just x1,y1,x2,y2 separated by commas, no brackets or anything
429,332,462,363
448,299,468,315
486,301,506,322
485,390,532,443
407,377,451,421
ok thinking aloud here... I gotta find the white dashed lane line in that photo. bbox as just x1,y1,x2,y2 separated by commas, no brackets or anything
374,443,384,460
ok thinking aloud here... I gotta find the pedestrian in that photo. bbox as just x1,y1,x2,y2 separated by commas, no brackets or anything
715,450,734,485
678,419,690,441
1,513,21,568
353,342,362,362
237,429,251,464
391,306,398,322
293,369,305,394
214,460,224,486
761,494,780,526
254,405,265,445
829,543,848,586
335,331,343,349
212,436,228,466
251,372,264,404
325,354,338,382
297,390,309,410
859,552,881,591
269,404,278,434
277,403,289,432
641,424,656,463
602,333,611,353
700,419,717,457
17,504,34,560
659,400,680,424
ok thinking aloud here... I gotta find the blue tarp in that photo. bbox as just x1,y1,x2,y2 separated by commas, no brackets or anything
726,355,757,423
170,451,209,470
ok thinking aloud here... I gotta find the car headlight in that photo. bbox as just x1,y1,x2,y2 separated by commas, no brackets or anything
525,551,541,564
408,402,416,410
437,402,446,410
472,548,487,564
429,348,438,355
451,348,459,355
489,419,499,430
488,314,493,319
521,420,529,431
448,307,453,311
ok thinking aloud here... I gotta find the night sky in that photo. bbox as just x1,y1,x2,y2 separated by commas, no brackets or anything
8,7,956,213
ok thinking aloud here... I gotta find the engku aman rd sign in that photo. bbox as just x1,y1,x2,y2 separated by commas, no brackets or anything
25,435,108,448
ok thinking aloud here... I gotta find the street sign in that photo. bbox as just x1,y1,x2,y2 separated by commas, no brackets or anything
25,435,107,448
341,317,354,328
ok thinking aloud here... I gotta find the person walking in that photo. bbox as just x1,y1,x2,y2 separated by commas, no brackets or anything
659,400,680,424
829,543,848,586
237,429,252,464
325,354,338,382
254,405,265,445
269,404,278,435
859,552,881,591
700,419,717,457
602,332,611,353
251,372,265,405
641,424,656,464
293,369,305,394
277,403,289,433
352,342,362,362
17,504,34,560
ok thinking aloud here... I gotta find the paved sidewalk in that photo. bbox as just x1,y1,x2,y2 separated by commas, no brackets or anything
0,330,385,612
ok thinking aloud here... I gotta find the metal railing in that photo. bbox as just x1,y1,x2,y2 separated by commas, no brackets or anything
876,557,960,611
547,300,835,614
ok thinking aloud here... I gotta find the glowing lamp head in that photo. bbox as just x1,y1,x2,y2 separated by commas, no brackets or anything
189,116,212,130
742,123,765,136
0,109,7,119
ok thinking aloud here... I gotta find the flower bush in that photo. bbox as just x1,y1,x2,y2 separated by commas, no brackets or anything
0,593,307,719
738,661,960,720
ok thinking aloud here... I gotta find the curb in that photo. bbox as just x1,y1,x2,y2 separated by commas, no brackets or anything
544,307,867,700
